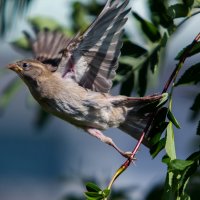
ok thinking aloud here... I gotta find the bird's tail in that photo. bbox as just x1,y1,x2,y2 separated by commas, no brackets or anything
119,93,168,146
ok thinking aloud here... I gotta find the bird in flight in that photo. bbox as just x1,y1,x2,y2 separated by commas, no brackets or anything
8,0,167,158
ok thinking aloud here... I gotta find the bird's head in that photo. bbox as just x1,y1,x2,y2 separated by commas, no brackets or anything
7,59,54,91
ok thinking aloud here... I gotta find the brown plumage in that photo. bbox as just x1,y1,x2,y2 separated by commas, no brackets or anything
8,0,168,158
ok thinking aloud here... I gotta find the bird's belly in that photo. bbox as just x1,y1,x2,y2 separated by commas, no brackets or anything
39,97,120,130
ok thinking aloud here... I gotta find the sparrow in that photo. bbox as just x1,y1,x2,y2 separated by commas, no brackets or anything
8,0,168,158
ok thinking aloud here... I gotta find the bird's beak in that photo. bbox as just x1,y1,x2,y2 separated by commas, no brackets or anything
7,64,23,73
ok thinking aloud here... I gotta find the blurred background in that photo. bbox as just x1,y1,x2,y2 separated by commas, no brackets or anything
0,0,200,199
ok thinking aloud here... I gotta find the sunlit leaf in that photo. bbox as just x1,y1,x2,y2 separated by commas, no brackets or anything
169,159,194,171
175,63,200,86
165,122,176,160
132,12,161,42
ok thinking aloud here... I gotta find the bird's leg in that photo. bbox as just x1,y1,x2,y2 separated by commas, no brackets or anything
85,128,132,159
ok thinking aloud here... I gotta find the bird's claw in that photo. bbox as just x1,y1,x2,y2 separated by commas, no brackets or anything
122,151,136,161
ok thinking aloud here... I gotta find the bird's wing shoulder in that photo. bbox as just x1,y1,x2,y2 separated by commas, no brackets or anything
57,0,130,93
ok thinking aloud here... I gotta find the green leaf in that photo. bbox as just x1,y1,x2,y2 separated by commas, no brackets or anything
175,63,200,86
86,182,101,193
190,93,200,112
11,36,31,51
121,40,147,57
169,159,194,171
197,121,200,135
120,72,134,96
168,4,189,19
132,12,161,42
150,48,159,73
35,108,51,129
165,122,176,160
28,17,73,36
85,191,102,199
150,138,166,158
183,0,195,7
167,110,181,129
160,32,168,47
175,41,200,60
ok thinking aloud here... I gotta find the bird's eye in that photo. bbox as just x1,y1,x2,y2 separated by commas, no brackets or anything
22,62,30,70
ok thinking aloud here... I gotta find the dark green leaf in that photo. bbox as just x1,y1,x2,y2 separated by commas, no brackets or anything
120,72,134,96
175,63,200,86
150,138,166,158
132,12,161,42
162,154,171,164
148,0,174,29
86,182,101,193
183,0,194,7
175,41,200,60
197,121,200,135
167,110,181,129
149,121,168,145
137,60,149,96
169,159,194,171
121,40,147,57
190,93,200,112
150,48,159,73
160,32,168,47
35,108,51,129
168,4,189,19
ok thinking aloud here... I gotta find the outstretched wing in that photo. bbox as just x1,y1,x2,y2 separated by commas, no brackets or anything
24,28,70,68
57,0,130,93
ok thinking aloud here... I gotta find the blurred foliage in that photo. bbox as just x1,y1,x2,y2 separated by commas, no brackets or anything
0,0,33,37
1,0,200,199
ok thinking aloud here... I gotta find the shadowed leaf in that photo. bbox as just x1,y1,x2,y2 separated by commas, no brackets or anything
175,63,200,86
197,121,200,135
175,42,200,60
138,60,149,96
167,110,181,129
121,40,147,57
132,12,161,42
168,4,190,19
120,72,134,96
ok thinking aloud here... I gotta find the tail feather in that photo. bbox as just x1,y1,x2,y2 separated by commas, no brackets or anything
119,93,168,146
